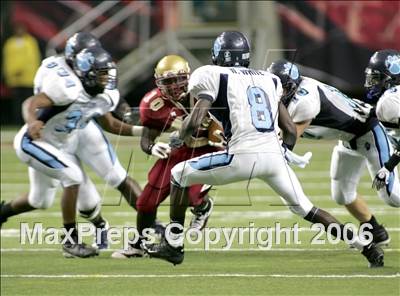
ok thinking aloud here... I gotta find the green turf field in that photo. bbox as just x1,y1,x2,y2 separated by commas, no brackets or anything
1,128,399,296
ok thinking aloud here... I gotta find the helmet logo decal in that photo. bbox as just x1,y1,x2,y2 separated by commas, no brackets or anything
213,38,222,57
283,62,299,80
77,52,95,72
65,43,74,58
297,88,309,96
385,55,400,75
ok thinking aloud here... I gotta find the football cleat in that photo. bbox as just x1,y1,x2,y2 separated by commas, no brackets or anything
370,224,391,247
111,244,144,259
189,198,214,231
361,243,384,268
93,220,109,250
62,242,99,258
350,223,391,249
142,237,184,265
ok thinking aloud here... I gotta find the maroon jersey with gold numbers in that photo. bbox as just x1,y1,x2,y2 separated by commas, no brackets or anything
139,88,186,132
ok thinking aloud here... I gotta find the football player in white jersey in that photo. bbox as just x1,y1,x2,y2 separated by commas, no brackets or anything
268,59,399,247
0,34,143,256
143,31,384,267
362,50,400,191
65,33,143,214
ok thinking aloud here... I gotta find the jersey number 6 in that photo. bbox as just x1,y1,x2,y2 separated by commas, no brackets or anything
247,86,274,132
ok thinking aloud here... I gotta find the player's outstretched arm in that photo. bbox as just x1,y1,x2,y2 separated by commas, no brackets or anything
180,98,212,142
293,120,312,141
22,93,53,140
96,112,143,137
277,103,297,150
112,97,134,124
140,126,170,159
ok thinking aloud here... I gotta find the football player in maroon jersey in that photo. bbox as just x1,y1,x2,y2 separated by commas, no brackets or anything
112,55,224,258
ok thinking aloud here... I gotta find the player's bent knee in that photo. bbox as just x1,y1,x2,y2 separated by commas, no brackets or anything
107,172,126,188
136,184,168,213
103,166,127,188
387,198,400,208
61,166,84,187
27,193,53,209
384,191,400,208
15,148,30,164
171,161,188,187
331,179,357,205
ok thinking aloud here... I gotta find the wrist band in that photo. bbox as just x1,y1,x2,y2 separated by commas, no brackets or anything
131,126,143,136
384,150,400,172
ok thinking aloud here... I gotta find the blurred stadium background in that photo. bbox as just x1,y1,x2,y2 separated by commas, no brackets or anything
1,1,399,125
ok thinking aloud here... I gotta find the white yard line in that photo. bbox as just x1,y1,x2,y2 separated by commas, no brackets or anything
1,273,398,279
0,208,397,219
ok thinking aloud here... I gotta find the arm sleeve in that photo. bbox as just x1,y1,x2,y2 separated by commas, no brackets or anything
103,88,120,112
271,75,283,102
376,93,400,125
188,65,220,102
276,80,283,102
289,89,320,123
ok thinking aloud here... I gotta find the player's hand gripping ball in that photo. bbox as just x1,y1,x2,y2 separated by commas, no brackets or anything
207,119,226,148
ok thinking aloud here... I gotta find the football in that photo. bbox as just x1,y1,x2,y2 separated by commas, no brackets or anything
207,117,224,144
185,115,224,147
196,113,224,141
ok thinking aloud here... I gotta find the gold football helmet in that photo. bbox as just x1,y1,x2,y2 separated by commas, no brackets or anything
154,55,190,101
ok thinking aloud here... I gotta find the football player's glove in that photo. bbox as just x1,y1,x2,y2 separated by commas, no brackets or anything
169,131,184,149
150,142,171,159
284,149,313,168
372,166,391,190
353,99,374,122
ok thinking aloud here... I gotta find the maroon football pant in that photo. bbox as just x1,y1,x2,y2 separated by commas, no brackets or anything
136,145,219,213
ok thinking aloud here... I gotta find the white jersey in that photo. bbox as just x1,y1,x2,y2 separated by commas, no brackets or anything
376,85,400,144
189,65,283,154
31,55,119,151
287,76,378,141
